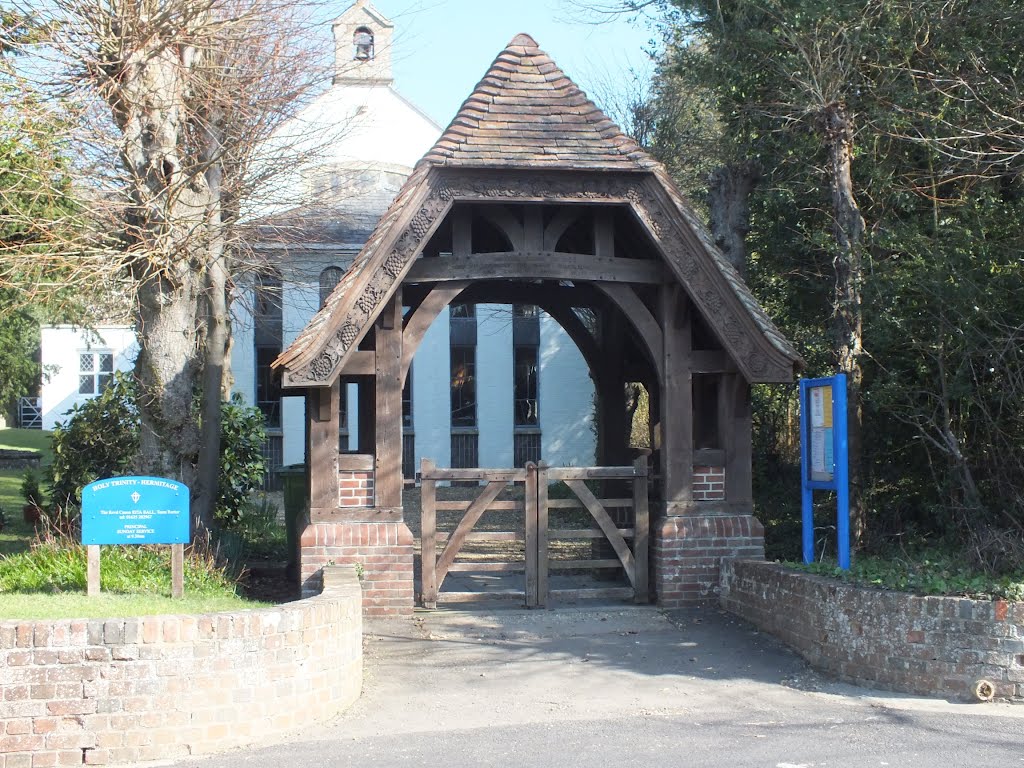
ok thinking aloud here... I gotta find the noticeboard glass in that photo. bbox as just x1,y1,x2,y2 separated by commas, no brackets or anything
807,384,835,483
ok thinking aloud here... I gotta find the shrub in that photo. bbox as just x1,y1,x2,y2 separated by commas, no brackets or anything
49,372,138,512
48,378,267,530
216,395,268,527
21,469,43,508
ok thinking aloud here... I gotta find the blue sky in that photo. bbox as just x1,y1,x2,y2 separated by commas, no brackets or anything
351,0,661,125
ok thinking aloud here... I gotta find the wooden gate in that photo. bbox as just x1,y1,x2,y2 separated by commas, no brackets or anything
420,458,649,608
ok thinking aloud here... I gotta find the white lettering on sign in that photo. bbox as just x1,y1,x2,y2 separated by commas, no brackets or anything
140,478,181,491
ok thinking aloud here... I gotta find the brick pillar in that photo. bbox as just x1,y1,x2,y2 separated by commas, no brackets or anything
299,521,414,616
652,467,765,607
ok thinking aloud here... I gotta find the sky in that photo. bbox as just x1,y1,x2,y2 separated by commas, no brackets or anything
336,0,663,126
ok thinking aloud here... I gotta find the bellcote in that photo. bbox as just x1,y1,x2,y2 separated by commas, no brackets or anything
332,0,394,85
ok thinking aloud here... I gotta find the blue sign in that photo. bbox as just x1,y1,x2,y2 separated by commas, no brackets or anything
81,476,190,545
799,375,850,569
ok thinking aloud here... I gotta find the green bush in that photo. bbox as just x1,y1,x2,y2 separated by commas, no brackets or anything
49,372,138,511
20,469,43,507
216,395,268,527
48,377,267,530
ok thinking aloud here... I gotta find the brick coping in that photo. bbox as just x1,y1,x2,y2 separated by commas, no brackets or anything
0,566,363,766
720,559,1024,702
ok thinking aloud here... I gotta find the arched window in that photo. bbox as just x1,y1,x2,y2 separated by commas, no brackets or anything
319,266,343,308
353,27,374,60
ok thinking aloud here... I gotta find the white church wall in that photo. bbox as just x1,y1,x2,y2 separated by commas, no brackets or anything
40,326,138,431
411,307,451,469
477,305,514,468
538,314,595,466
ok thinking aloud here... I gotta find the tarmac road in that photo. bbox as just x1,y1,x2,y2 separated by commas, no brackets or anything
160,606,1024,768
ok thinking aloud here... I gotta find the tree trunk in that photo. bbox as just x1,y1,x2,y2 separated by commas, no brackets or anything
707,160,762,277
133,274,202,489
194,91,230,533
824,101,866,548
110,32,211,531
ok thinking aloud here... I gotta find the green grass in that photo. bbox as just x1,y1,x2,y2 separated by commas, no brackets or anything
0,428,53,557
0,428,55,459
0,592,268,620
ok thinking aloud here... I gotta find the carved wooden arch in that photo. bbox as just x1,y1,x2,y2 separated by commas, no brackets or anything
594,283,664,382
400,281,470,386
282,168,797,388
398,279,605,388
476,205,524,251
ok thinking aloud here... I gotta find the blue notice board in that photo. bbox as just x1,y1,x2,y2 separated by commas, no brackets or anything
81,476,190,545
799,375,850,569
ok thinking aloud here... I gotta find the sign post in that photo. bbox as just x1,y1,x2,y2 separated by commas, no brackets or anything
81,476,190,597
799,374,850,569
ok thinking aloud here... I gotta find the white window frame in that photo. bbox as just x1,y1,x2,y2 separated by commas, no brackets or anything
78,350,114,396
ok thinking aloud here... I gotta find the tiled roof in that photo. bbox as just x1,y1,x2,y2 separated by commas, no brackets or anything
422,34,658,171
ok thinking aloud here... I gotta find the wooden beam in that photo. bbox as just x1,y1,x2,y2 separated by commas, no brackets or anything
400,281,471,384
337,453,374,471
543,208,581,250
659,284,693,507
690,350,737,374
405,252,666,285
421,458,437,608
723,374,753,507
87,545,100,597
171,544,184,599
339,350,375,375
597,283,665,381
452,207,472,257
375,292,403,509
478,205,525,250
524,206,544,250
594,213,615,259
632,456,649,604
565,479,636,586
357,378,374,454
435,480,508,587
307,379,340,513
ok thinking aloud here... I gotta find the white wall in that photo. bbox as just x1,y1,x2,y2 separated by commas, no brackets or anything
40,326,138,431
538,314,596,466
411,306,451,470
476,305,514,468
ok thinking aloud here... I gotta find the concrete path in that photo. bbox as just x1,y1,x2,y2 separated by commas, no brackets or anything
164,606,1024,768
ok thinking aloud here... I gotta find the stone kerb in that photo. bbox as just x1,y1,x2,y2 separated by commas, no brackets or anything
0,565,363,767
720,559,1024,702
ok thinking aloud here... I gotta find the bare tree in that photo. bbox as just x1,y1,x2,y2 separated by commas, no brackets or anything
7,0,334,530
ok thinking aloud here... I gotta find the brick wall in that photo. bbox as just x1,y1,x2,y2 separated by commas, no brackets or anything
691,466,725,502
652,513,764,607
720,560,1024,702
0,566,363,767
338,470,374,508
300,522,414,616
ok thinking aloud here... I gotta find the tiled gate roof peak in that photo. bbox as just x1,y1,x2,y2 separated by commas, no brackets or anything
422,33,658,171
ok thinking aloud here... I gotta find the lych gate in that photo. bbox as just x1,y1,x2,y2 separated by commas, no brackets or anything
274,34,801,616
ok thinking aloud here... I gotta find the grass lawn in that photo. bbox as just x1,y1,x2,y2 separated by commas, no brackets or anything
0,428,53,557
0,591,269,620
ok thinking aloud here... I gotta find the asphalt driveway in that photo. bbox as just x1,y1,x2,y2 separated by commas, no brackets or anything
163,605,1024,768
